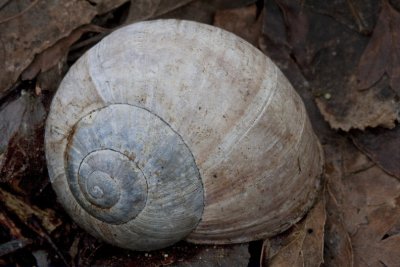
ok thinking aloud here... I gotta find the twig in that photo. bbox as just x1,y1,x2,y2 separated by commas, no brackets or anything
0,0,39,24
0,239,31,257
29,215,69,266
0,0,11,10
346,0,369,34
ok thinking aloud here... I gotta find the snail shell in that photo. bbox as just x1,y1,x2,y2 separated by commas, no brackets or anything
45,20,323,251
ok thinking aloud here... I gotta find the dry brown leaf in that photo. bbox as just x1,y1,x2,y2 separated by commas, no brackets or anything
261,0,311,68
89,0,130,15
313,0,400,130
323,142,355,267
260,0,338,137
262,0,399,130
315,0,400,131
214,4,262,47
169,244,250,267
91,243,250,267
273,0,310,68
324,198,354,267
0,91,46,186
351,204,400,266
324,138,400,266
0,188,62,233
351,125,400,179
0,0,98,97
356,0,400,94
21,24,108,81
126,0,194,23
342,166,400,266
315,80,400,131
262,197,326,267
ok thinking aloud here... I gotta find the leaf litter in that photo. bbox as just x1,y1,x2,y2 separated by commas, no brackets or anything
1,0,400,266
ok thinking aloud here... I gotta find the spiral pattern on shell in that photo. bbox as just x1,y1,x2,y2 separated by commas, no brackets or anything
45,20,324,251
66,104,203,226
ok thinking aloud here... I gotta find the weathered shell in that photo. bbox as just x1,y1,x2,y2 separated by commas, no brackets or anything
45,20,324,251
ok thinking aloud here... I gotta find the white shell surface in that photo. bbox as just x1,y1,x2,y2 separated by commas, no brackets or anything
45,20,323,250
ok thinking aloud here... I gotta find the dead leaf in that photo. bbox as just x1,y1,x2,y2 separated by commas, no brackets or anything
89,0,130,15
21,24,108,81
342,166,400,266
261,0,311,68
323,142,355,267
315,78,400,131
351,203,400,266
0,0,39,23
126,0,194,23
324,138,400,266
157,1,259,31
0,0,98,97
351,125,400,179
169,244,250,267
262,0,400,131
304,0,376,34
214,4,262,47
91,243,250,267
263,197,326,267
273,0,310,68
324,200,354,267
0,91,46,188
157,0,216,24
314,0,400,131
260,1,335,137
356,0,400,94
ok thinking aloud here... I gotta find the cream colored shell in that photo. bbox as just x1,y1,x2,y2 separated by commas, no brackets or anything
45,20,323,251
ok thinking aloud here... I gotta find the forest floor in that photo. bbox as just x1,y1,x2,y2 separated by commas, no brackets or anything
0,0,399,266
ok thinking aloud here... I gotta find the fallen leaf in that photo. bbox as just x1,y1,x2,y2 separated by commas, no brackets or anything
351,203,400,266
263,196,326,267
157,0,216,24
324,200,354,267
0,91,46,189
0,0,98,97
214,4,262,47
314,0,400,131
91,243,250,267
169,244,250,267
356,0,400,94
315,78,400,131
351,125,400,179
158,0,258,26
89,0,130,15
304,0,376,34
323,142,355,267
273,0,310,68
21,24,108,81
261,0,311,68
324,138,400,266
125,0,194,23
262,0,400,131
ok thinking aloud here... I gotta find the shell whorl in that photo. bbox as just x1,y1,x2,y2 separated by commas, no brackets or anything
61,104,204,249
